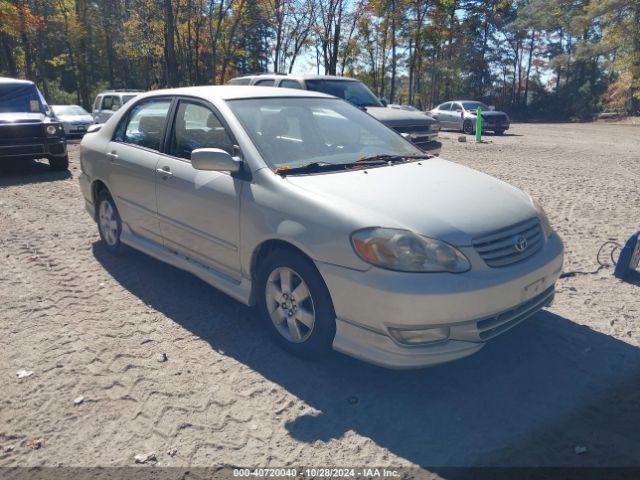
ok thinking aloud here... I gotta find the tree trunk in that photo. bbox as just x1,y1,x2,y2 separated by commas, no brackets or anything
523,30,535,109
164,0,178,87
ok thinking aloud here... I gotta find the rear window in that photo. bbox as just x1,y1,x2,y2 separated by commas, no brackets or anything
0,82,45,113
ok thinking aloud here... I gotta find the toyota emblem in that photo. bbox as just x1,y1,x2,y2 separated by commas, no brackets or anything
513,235,528,252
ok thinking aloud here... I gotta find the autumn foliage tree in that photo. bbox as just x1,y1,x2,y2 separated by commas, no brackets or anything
0,0,638,118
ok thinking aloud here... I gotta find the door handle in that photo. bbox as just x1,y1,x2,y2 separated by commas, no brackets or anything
106,151,118,162
156,166,173,179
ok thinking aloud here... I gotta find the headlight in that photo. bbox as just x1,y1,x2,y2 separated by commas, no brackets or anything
46,125,59,136
351,228,471,273
530,197,553,238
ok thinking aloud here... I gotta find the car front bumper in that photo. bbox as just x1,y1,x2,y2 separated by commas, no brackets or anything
0,138,67,160
317,233,564,369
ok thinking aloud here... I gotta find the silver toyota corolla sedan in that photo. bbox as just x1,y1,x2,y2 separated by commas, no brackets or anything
79,86,563,369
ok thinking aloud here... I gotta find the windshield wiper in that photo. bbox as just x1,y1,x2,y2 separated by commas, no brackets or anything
356,153,433,164
275,159,389,176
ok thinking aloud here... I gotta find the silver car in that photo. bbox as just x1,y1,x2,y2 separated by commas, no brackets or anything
79,86,563,369
51,105,93,136
430,100,511,135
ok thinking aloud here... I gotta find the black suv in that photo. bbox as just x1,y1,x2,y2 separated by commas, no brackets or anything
228,74,442,155
0,78,68,170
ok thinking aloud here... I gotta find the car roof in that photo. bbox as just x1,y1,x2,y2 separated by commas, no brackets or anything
136,85,333,101
0,77,35,85
233,74,361,82
99,91,141,95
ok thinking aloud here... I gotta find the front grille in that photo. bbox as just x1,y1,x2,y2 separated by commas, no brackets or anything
0,144,45,156
473,217,543,268
0,123,43,139
392,124,432,134
477,286,554,340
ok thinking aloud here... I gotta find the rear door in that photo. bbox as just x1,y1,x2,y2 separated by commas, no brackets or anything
155,98,242,279
107,97,173,244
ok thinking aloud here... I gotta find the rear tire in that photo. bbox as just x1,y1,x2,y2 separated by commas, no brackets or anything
96,190,123,254
49,155,69,171
256,249,336,358
463,120,474,135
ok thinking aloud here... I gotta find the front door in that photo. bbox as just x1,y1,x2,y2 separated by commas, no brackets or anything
434,102,452,127
156,99,242,279
107,97,173,244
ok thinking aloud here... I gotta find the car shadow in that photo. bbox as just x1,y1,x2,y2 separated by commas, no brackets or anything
93,242,640,469
0,160,72,186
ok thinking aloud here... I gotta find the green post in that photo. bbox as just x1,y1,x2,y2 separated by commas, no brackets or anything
475,106,483,143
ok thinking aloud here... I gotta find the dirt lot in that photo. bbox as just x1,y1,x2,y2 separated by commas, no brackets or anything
1,123,639,471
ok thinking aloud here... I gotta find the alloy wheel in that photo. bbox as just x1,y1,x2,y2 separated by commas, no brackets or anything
265,267,316,343
98,200,119,247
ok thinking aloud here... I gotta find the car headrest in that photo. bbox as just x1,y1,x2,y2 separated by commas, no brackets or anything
261,111,289,140
139,115,164,134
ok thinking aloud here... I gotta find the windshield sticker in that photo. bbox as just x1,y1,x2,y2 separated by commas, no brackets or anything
30,100,40,112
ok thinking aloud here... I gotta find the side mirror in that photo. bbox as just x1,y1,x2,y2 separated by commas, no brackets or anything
192,148,241,173
87,124,102,133
380,98,388,107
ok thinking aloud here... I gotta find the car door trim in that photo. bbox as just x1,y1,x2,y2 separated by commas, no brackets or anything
156,210,238,252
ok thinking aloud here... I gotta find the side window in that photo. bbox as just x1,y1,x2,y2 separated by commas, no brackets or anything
451,103,462,111
113,99,172,151
112,96,122,111
254,79,275,87
279,80,302,90
229,77,251,85
439,102,451,110
93,96,102,111
169,101,234,160
102,96,114,110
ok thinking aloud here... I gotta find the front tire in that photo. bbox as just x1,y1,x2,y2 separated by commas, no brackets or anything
257,249,336,358
49,155,69,171
97,190,122,254
495,129,505,135
463,120,474,135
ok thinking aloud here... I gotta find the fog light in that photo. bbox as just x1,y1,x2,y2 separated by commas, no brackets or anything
388,326,450,346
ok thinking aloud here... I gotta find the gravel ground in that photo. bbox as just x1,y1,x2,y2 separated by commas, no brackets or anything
1,123,639,471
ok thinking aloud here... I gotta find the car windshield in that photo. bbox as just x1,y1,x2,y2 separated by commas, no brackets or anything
52,105,88,116
0,82,45,113
305,80,382,108
227,97,422,170
461,101,490,111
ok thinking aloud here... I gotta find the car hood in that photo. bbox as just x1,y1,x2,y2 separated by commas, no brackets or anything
0,112,46,124
58,114,93,123
365,106,437,126
284,158,536,246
